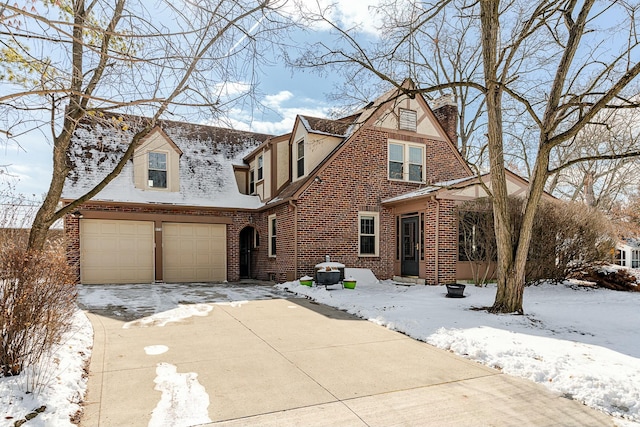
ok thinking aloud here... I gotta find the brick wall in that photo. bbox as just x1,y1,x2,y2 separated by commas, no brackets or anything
65,203,253,283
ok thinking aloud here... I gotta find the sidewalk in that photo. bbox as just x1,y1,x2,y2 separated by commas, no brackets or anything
81,297,613,426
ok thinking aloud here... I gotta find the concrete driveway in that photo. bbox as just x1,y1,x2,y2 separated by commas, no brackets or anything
78,283,613,426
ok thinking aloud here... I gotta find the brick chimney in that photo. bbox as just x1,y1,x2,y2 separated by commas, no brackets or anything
431,94,458,146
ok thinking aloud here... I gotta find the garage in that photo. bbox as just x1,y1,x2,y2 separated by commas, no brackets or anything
162,223,227,282
80,219,155,284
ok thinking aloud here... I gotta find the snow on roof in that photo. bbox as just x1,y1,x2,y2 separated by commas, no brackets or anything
298,115,357,138
382,175,481,204
62,116,272,209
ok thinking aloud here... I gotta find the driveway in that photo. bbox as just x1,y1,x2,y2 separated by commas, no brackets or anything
78,283,613,426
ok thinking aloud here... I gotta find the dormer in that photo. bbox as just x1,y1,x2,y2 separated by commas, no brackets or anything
291,115,352,182
133,127,182,192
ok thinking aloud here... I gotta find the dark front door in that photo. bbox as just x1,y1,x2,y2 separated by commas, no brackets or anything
239,227,254,278
401,216,420,276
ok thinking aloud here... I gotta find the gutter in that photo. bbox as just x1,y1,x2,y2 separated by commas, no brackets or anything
289,199,298,279
432,195,440,285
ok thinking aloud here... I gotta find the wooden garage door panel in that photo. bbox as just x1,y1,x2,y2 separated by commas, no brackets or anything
163,223,226,283
80,219,154,284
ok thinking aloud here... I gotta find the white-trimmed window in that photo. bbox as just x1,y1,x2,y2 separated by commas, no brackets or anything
297,139,305,178
249,169,255,194
616,249,627,267
148,152,167,188
358,212,379,256
257,155,264,181
268,214,276,257
632,250,640,268
388,142,424,183
399,108,417,132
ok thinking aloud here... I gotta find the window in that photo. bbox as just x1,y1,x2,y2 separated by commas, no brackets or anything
632,250,640,268
388,142,424,183
297,139,305,178
257,155,263,181
399,108,417,132
268,214,276,257
148,152,167,188
359,212,379,256
249,169,255,194
616,249,627,267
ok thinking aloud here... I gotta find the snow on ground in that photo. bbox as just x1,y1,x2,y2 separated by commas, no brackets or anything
276,278,640,425
0,310,92,427
148,363,211,427
3,279,640,426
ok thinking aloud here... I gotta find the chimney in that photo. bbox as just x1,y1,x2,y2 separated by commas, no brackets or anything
431,94,458,145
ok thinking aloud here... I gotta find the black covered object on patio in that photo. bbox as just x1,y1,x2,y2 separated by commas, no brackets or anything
446,284,466,298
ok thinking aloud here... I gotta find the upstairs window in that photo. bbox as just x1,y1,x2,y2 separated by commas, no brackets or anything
399,108,417,132
389,144,404,180
268,214,276,257
257,155,264,181
249,169,255,194
388,142,424,183
148,152,167,188
358,212,379,256
297,140,305,178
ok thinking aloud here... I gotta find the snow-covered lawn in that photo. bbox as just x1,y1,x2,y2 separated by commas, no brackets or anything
277,272,640,426
1,278,639,426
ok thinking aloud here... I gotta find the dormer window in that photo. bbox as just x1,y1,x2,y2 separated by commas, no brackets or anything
297,139,304,178
148,152,167,188
399,108,417,132
257,155,263,181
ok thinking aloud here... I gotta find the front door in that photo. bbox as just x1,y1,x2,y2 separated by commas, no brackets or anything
401,216,420,276
239,227,254,279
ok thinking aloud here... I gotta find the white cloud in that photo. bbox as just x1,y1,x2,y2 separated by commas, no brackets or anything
211,81,251,99
284,0,391,36
207,89,332,136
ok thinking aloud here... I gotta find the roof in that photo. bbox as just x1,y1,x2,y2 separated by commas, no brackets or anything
62,115,272,209
299,115,356,137
382,175,482,204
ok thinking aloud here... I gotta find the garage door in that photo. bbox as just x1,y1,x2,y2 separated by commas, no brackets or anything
163,223,226,282
80,219,154,284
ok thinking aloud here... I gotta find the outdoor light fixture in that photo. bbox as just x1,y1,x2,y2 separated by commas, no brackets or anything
71,210,84,219
314,176,323,183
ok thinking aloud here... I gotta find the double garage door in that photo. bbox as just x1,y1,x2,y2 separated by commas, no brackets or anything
80,219,226,284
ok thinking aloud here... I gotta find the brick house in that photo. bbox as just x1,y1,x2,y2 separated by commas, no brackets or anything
63,80,530,284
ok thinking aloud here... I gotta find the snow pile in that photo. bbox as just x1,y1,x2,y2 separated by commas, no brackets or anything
277,278,640,424
122,303,212,328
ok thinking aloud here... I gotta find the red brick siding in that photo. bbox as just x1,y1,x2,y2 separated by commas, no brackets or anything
64,203,253,284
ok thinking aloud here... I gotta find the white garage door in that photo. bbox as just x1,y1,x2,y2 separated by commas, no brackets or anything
163,223,226,282
80,219,155,284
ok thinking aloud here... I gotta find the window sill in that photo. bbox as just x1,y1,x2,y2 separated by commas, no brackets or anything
358,254,379,258
388,178,424,184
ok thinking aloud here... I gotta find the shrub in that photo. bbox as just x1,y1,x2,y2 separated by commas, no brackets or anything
458,197,616,284
0,242,77,378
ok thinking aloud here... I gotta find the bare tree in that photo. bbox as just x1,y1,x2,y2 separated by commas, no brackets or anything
0,0,289,251
293,0,640,313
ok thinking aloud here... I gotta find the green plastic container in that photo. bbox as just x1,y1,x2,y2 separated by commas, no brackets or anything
343,280,356,289
300,280,313,287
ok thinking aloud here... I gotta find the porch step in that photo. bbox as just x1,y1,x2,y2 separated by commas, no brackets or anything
392,276,425,286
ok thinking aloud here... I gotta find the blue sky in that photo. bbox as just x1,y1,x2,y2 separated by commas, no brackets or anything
1,0,388,200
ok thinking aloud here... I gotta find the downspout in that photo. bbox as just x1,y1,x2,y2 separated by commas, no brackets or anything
435,197,440,285
289,199,298,279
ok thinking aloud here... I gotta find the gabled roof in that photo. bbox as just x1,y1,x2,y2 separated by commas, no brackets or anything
299,115,356,137
62,115,272,209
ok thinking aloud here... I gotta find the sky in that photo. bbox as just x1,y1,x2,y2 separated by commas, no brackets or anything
0,0,388,202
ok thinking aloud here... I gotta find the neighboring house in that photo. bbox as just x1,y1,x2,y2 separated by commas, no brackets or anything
63,79,532,285
615,239,640,268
